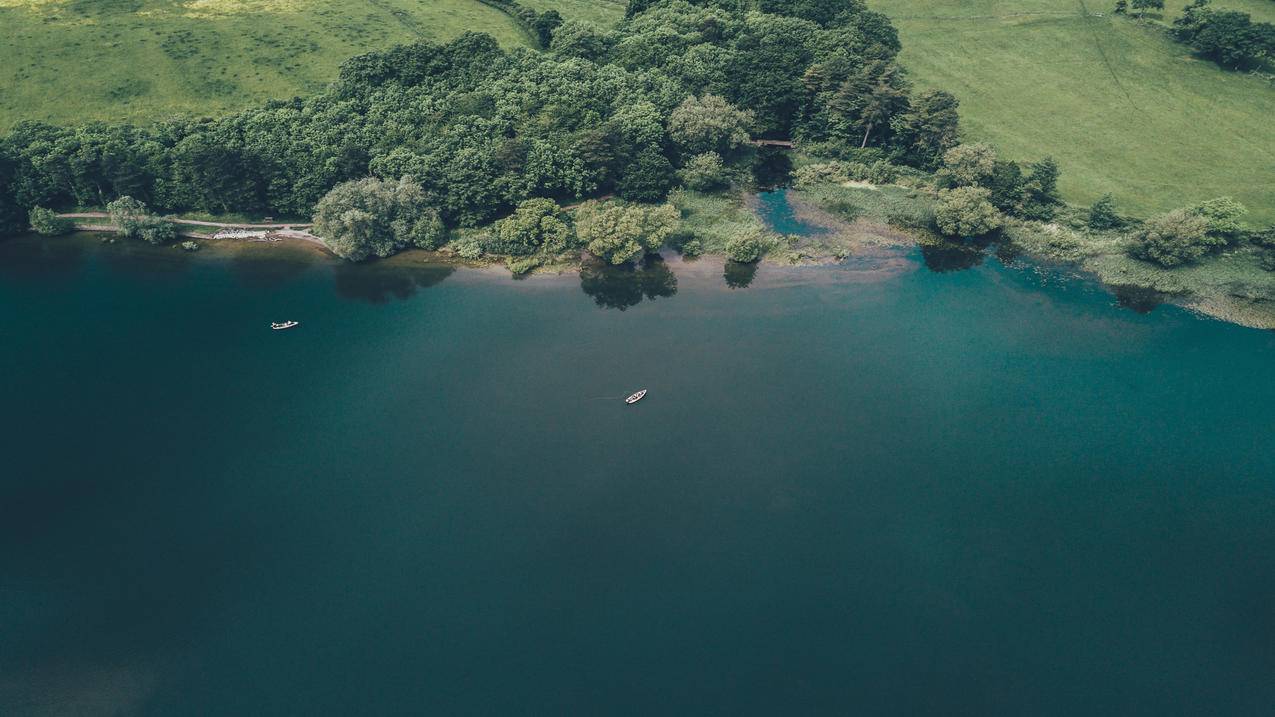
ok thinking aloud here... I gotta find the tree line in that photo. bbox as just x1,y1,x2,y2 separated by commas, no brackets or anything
0,0,961,263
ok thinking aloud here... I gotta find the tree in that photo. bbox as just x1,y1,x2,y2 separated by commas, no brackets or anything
532,10,563,48
574,201,678,264
313,176,445,261
892,89,960,169
938,143,998,188
1132,209,1219,266
725,228,768,263
1087,194,1123,230
667,95,755,158
1131,0,1164,20
1115,0,1128,15
618,147,675,203
107,195,149,237
28,206,73,235
1190,10,1275,69
549,21,616,61
678,152,729,192
1019,156,1061,220
935,186,1003,237
487,198,572,256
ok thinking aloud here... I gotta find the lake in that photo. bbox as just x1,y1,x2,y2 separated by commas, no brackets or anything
2,231,1274,715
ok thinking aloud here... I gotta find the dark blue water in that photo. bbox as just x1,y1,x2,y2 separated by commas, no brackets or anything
1,233,1274,715
756,188,829,235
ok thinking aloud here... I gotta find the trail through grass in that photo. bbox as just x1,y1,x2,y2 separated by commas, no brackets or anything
872,0,1275,222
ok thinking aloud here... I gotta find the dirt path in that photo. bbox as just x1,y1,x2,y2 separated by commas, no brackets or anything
59,212,314,230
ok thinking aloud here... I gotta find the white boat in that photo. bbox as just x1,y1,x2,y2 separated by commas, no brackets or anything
625,389,647,404
271,321,299,330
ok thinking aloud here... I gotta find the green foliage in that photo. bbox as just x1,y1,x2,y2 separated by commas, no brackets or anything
575,201,678,264
28,206,73,236
935,186,1003,237
618,148,676,203
107,196,149,238
549,20,617,60
181,241,200,252
136,216,177,245
1132,0,1165,18
1131,209,1220,266
938,143,998,188
313,177,443,261
1189,196,1247,240
1088,194,1124,230
725,228,768,263
678,152,729,192
667,95,755,158
487,198,572,256
1172,1,1275,69
451,236,486,260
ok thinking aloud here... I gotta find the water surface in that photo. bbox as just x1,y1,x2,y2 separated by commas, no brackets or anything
2,234,1273,715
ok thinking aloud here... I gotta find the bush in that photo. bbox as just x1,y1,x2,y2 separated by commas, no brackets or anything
181,240,200,251
487,198,572,256
1131,209,1220,267
507,255,542,275
792,162,850,188
678,152,729,192
136,216,177,245
678,238,704,257
1189,196,1246,240
575,201,678,264
28,206,73,235
1087,193,1123,230
937,143,998,188
451,236,485,260
934,186,1003,237
107,196,149,238
725,228,768,263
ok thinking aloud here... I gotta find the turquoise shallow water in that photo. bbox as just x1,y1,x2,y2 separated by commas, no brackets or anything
1,232,1274,715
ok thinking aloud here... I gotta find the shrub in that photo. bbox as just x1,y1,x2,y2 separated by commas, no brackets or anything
937,143,998,188
1087,193,1123,230
678,238,703,257
935,186,1003,237
678,152,729,192
575,201,678,264
107,195,149,238
451,237,485,260
725,228,768,263
1131,209,1219,267
136,216,177,245
28,206,73,235
487,198,571,256
507,255,542,275
1188,196,1246,240
792,162,850,188
180,241,200,251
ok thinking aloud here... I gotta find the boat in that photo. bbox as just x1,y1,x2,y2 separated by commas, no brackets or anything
625,389,647,404
271,321,299,330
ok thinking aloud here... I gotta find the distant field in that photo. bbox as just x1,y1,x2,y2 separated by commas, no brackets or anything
519,0,626,26
873,0,1275,222
0,0,535,130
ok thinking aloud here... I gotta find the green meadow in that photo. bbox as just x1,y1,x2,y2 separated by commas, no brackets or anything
873,0,1275,222
0,0,535,130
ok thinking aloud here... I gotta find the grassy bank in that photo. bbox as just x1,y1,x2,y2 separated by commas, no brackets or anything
872,0,1275,223
0,0,533,129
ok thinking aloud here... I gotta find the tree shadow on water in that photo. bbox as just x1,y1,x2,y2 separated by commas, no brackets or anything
579,255,677,310
723,260,758,289
332,261,455,304
1110,284,1171,315
920,235,995,273
0,235,88,281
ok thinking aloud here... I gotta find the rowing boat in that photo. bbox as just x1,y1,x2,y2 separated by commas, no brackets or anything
625,389,647,404
271,321,299,330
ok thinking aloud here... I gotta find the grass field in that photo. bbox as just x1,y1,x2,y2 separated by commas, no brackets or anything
0,0,537,130
518,0,625,26
872,0,1275,222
